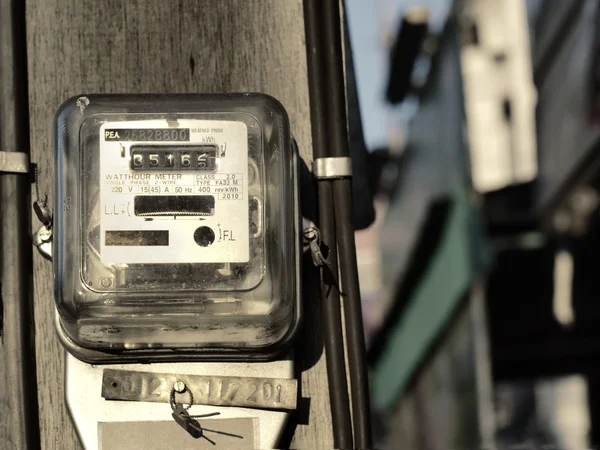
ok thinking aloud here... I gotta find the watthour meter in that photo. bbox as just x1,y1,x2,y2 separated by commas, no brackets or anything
53,94,301,362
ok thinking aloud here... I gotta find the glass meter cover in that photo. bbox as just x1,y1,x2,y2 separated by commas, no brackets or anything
53,94,301,362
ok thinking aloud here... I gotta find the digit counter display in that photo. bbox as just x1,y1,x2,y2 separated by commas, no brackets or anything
130,145,217,171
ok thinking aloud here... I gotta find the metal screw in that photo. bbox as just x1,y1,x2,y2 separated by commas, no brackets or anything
173,381,186,393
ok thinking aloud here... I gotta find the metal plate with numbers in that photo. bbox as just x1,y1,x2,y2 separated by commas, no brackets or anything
66,354,293,449
101,369,298,410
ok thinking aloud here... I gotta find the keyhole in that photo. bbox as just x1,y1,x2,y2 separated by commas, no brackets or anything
194,226,215,247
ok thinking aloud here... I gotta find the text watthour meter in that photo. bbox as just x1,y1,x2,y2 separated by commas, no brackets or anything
54,94,301,362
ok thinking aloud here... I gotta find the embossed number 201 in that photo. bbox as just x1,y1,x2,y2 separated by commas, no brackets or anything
246,383,283,403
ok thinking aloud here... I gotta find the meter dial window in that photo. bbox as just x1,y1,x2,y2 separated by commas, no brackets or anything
130,145,217,171
134,195,215,216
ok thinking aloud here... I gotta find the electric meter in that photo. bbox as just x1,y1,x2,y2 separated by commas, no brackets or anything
53,94,301,362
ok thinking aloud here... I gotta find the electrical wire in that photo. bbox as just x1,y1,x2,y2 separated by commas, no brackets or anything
333,178,372,449
304,0,373,447
303,0,354,447
318,182,354,448
320,0,374,447
0,0,41,448
320,0,349,160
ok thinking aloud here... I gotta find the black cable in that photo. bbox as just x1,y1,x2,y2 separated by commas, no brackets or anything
333,179,372,449
303,0,354,447
0,0,41,448
320,0,373,447
320,0,348,159
318,182,354,448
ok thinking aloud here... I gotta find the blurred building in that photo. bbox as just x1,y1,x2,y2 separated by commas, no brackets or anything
349,0,600,447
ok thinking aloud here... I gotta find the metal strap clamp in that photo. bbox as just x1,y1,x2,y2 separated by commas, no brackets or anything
312,157,352,179
0,152,30,174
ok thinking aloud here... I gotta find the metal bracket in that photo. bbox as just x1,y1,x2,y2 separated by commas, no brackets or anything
302,218,330,267
0,152,30,174
312,156,352,179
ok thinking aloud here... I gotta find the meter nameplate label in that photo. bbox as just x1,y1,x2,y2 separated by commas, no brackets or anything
99,120,249,264
102,369,298,410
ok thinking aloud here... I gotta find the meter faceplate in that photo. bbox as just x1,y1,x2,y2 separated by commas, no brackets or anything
82,116,263,293
99,119,250,266
54,94,300,361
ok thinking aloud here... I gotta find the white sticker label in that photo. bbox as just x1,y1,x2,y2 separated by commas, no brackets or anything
100,119,249,264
